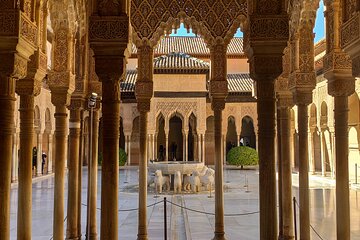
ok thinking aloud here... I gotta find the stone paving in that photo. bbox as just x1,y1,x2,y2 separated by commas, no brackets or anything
9,167,360,239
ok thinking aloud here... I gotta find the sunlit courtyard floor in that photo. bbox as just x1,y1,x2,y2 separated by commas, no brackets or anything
9,166,360,240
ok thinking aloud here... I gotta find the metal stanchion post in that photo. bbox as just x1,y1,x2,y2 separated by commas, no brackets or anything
86,93,97,240
164,197,167,240
293,197,297,240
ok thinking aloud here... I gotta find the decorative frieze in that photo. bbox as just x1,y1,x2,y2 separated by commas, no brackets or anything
249,16,289,40
89,16,129,41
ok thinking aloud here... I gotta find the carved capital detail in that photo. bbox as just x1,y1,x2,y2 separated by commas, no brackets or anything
209,80,228,99
211,98,226,111
137,100,151,113
288,72,316,90
351,55,360,77
341,14,360,50
277,92,294,108
16,78,41,96
48,71,76,92
68,98,84,111
328,78,355,97
292,91,313,106
249,15,289,40
323,51,352,73
89,15,129,41
249,55,283,81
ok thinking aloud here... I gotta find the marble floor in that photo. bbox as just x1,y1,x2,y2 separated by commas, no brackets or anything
9,167,360,240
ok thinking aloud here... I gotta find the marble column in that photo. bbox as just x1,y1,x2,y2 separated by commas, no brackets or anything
36,132,43,176
198,133,201,162
209,41,228,240
334,95,352,238
88,109,100,240
154,134,157,159
11,133,19,182
201,133,205,164
308,128,316,174
17,95,35,240
278,95,295,240
165,131,169,161
296,100,311,240
222,134,226,164
320,129,327,176
329,128,335,178
52,104,70,240
128,136,132,165
184,130,189,161
0,76,17,240
276,108,283,239
47,134,53,174
77,110,85,238
66,103,82,240
135,44,154,240
237,134,240,146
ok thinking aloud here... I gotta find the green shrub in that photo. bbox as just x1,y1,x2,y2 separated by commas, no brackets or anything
98,148,127,166
227,146,259,168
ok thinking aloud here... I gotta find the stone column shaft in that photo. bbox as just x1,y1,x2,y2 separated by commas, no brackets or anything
100,84,120,240
88,109,99,240
47,134,53,174
258,80,277,239
165,132,169,161
223,134,226,164
213,108,225,239
53,105,68,240
77,110,85,238
128,136,132,165
308,129,315,174
36,132,43,176
138,111,148,240
297,104,310,240
17,95,35,240
277,109,283,239
0,76,16,240
198,134,201,162
66,108,81,240
320,130,327,176
334,96,350,239
279,107,294,239
202,134,205,163
185,131,188,161
12,133,19,182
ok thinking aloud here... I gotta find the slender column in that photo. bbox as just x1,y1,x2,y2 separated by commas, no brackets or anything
77,110,85,238
47,134,53,174
297,103,310,240
66,105,82,240
237,134,240,146
308,128,316,174
89,109,100,239
36,132,43,176
277,108,283,239
223,134,226,164
17,95,35,240
185,130,189,161
135,44,153,240
154,134,157,159
278,100,295,240
334,96,351,239
202,133,205,164
53,105,69,240
213,105,225,239
11,133,19,182
0,76,17,240
257,80,277,239
137,111,149,239
329,128,335,178
165,131,169,161
198,133,201,162
320,129,327,176
128,136,132,165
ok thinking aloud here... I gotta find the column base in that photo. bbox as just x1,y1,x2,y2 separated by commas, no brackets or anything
84,233,97,240
212,232,226,240
65,236,81,240
137,233,148,240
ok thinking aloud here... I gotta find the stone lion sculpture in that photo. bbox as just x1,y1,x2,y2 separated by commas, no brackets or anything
174,171,182,194
183,174,191,191
200,168,215,190
154,170,170,193
190,170,201,193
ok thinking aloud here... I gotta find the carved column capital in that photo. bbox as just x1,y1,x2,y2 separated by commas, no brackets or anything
68,98,85,111
277,92,294,109
0,54,29,79
292,91,313,106
15,77,42,97
211,98,226,111
328,77,355,97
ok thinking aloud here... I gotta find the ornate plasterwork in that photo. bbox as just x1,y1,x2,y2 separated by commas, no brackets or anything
49,0,77,33
156,101,198,120
131,0,247,47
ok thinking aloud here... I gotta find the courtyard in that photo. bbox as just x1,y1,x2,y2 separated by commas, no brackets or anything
9,167,360,240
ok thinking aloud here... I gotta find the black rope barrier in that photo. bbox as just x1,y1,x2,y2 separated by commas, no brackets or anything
293,197,325,240
81,201,162,212
165,199,260,216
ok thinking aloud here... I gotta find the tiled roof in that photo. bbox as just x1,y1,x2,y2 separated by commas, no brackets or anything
154,52,210,72
121,70,253,93
131,37,244,56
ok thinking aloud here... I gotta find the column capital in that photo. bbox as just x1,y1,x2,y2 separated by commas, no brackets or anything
68,98,85,111
277,92,294,109
328,77,355,97
292,91,313,106
15,77,42,97
211,98,226,111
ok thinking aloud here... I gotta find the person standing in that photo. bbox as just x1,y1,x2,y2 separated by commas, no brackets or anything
41,152,47,174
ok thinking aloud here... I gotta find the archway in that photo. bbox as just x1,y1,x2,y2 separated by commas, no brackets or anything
226,116,237,156
205,116,215,165
240,116,256,149
42,108,52,174
168,114,183,161
188,113,197,161
156,113,166,161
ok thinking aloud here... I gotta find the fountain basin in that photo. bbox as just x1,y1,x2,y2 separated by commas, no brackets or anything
148,161,204,175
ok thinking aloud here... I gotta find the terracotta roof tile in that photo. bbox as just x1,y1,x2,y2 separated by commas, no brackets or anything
131,36,244,56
